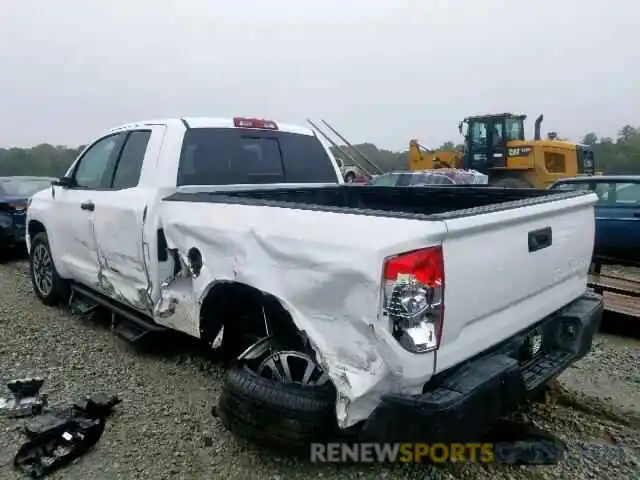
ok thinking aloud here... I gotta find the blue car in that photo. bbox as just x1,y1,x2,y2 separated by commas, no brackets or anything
0,176,55,250
549,175,640,266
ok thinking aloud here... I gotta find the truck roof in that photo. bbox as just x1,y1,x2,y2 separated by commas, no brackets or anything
105,117,315,137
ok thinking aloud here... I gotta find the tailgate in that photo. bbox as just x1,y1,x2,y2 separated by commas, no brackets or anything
435,192,598,373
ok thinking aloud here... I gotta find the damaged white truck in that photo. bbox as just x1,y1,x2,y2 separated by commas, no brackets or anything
26,116,603,448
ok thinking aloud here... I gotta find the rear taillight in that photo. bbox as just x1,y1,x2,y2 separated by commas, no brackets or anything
382,246,444,353
233,117,278,130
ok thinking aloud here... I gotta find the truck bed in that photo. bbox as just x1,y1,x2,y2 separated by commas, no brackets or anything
164,185,591,219
159,181,598,425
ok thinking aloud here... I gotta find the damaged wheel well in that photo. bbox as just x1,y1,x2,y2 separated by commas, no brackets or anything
28,220,46,240
199,282,304,358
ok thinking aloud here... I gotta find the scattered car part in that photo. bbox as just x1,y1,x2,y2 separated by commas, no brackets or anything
23,393,121,437
7,378,45,398
15,416,107,478
23,413,69,439
73,393,121,418
16,393,120,478
0,378,47,418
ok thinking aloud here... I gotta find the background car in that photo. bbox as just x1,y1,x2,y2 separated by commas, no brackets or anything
0,176,55,251
369,169,488,187
549,175,640,266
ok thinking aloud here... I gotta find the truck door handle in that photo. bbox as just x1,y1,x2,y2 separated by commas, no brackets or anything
80,201,95,212
634,213,640,218
528,227,552,252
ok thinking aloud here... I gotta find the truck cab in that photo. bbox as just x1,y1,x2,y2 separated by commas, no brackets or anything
461,113,527,174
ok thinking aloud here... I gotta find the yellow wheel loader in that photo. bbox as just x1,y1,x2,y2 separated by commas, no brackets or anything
409,113,597,188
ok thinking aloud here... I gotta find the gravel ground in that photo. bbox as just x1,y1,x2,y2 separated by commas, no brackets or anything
0,258,638,479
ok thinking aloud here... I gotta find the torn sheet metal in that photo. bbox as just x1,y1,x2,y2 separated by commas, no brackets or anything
158,200,448,429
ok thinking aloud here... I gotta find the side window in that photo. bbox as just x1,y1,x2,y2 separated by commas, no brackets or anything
492,123,504,142
72,134,125,189
613,183,640,204
544,152,567,173
505,119,524,141
595,182,640,206
112,131,151,189
593,183,613,203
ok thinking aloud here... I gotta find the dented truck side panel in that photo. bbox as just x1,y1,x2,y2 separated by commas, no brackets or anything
157,200,444,427
87,126,168,312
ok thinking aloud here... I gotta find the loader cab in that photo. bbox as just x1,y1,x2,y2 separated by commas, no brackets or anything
460,113,526,174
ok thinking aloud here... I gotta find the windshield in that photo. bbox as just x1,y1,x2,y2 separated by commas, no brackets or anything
177,128,339,186
0,178,52,197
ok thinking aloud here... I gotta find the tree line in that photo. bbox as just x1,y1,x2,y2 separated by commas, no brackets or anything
0,125,639,177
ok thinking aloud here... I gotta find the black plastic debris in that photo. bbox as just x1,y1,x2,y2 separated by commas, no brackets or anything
22,393,121,438
484,419,567,465
0,378,48,418
14,417,106,478
73,393,121,419
14,392,121,478
23,413,69,439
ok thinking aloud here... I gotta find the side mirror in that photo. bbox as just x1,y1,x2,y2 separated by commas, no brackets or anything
52,177,73,188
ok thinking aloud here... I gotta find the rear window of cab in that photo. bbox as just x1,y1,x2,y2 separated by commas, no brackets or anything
177,128,339,186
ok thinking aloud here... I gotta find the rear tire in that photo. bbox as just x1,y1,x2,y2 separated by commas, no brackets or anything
218,356,339,451
490,176,532,188
29,231,70,306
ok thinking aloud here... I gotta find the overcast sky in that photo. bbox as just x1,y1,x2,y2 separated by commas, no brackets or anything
0,0,637,151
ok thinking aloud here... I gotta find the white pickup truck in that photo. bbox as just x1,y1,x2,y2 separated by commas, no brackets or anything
26,116,603,448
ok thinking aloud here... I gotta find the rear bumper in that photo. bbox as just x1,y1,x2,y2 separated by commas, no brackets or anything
359,291,603,443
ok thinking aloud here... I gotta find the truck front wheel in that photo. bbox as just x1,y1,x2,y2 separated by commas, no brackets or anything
29,232,70,306
217,344,339,451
